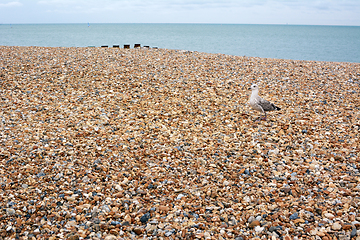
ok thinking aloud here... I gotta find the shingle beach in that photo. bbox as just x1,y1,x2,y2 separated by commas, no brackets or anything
1,46,360,239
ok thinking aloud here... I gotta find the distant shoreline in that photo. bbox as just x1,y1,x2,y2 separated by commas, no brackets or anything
1,23,360,27
1,24,360,63
1,45,359,64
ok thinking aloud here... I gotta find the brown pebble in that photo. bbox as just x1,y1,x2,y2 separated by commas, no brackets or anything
66,234,79,240
133,227,143,235
159,205,170,212
342,223,353,231
109,229,118,235
282,187,291,194
249,220,260,228
284,235,291,240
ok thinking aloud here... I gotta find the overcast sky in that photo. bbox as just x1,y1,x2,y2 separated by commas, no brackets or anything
0,0,359,25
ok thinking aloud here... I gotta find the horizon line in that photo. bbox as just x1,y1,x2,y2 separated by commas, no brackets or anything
1,22,359,27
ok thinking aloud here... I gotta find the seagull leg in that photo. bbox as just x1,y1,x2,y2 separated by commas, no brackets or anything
260,109,267,121
262,112,267,121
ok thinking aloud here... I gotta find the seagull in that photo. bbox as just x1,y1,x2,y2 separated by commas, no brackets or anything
248,84,281,120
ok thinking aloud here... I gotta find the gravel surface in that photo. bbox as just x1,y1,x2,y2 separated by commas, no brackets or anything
0,46,360,239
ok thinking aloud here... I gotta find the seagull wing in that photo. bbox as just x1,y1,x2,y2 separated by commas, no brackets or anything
258,97,279,111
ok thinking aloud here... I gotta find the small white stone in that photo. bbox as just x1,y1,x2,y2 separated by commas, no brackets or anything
310,228,318,235
255,226,264,233
176,193,185,200
204,231,211,239
324,212,335,220
6,208,15,215
104,235,117,240
243,196,251,202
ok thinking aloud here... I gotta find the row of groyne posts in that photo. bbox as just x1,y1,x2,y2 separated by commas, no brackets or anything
88,44,157,49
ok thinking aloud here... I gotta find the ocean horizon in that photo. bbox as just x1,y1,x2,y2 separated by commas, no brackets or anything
1,23,359,63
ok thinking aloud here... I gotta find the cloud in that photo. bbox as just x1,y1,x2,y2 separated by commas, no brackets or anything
33,0,360,16
1,0,359,25
134,0,268,10
35,0,268,12
0,1,22,7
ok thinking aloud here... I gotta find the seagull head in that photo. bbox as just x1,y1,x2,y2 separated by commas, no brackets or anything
249,84,259,91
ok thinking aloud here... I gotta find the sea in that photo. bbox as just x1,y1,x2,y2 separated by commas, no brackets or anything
0,23,359,63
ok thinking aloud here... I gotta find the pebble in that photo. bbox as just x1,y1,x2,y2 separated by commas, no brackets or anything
140,212,150,224
255,225,264,233
249,220,260,228
332,222,342,231
133,228,143,235
67,234,79,240
324,212,335,220
0,45,359,239
351,228,357,238
6,208,15,216
104,235,117,240
342,223,353,230
289,212,299,220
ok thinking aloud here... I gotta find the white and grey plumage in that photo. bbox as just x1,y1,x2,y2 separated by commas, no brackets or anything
248,84,281,120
